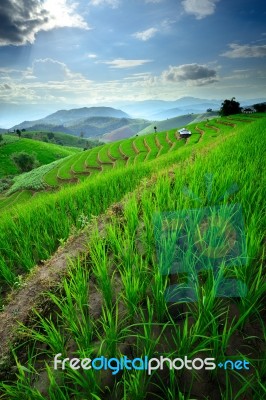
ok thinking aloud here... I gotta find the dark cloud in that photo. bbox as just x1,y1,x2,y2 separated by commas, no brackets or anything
0,0,49,46
0,83,12,90
162,63,218,85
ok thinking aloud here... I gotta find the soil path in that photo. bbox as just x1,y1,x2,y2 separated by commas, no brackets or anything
0,231,89,364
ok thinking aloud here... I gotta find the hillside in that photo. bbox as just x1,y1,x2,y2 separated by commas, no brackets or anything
0,135,81,178
137,112,218,135
0,113,265,399
10,130,102,149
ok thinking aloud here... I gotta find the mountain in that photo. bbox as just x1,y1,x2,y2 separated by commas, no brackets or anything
117,96,266,119
12,107,130,130
12,116,150,141
120,97,222,119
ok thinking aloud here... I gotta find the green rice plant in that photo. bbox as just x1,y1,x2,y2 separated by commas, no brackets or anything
120,138,136,158
18,310,66,356
7,158,66,194
134,136,147,153
108,140,123,159
0,356,46,399
96,301,129,358
120,256,150,319
89,233,113,307
71,151,90,173
97,144,114,163
48,257,92,351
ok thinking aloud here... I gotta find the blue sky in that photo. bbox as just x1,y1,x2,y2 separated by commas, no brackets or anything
0,0,266,125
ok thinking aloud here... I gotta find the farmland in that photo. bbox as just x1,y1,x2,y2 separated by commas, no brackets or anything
0,114,265,399
0,135,81,178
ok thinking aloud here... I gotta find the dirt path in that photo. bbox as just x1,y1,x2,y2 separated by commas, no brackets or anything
0,231,90,366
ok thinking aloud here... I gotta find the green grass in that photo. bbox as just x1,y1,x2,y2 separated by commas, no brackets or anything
9,130,101,149
7,159,67,194
1,117,265,399
0,136,79,178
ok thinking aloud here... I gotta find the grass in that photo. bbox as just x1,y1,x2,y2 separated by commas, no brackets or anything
0,136,79,177
0,116,265,398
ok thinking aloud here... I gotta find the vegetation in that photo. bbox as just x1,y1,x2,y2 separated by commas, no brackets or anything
0,136,80,178
220,97,242,116
6,130,102,149
0,114,265,399
11,151,39,172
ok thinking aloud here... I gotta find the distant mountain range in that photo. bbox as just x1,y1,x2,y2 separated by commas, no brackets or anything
7,97,266,141
11,106,150,140
119,96,266,120
13,107,129,129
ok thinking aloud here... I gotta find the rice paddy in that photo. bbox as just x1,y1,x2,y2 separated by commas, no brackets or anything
0,114,265,399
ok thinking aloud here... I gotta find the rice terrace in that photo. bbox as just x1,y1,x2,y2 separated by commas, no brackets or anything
0,110,265,399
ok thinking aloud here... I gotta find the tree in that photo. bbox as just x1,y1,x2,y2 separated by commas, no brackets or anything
16,129,22,138
154,126,157,133
0,134,3,145
253,103,266,113
206,108,212,112
220,97,241,116
47,132,55,140
11,151,39,172
80,131,85,138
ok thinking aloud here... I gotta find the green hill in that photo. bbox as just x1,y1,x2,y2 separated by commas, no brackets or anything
137,112,218,135
0,135,81,178
5,130,101,149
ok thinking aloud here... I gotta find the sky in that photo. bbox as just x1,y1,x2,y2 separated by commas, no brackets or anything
0,0,266,126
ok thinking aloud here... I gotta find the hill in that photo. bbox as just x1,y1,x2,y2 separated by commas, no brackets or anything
10,130,102,149
12,106,130,130
137,112,218,135
12,113,150,140
0,135,81,178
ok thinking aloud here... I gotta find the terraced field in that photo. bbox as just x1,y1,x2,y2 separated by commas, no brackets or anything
0,115,262,213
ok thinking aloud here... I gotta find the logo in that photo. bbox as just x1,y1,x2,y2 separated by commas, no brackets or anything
153,174,248,302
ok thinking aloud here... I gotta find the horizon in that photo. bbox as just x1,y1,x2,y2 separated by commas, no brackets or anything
1,0,266,127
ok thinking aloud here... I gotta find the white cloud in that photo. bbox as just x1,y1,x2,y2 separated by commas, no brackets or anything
182,0,220,19
221,43,266,58
133,27,158,41
103,59,152,68
162,64,218,85
27,58,84,82
44,0,89,30
89,0,120,7
88,54,98,59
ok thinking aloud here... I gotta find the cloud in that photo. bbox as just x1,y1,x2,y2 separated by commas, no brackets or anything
0,0,89,46
221,43,266,58
133,27,158,41
89,0,120,7
0,83,12,90
28,58,83,81
88,54,98,59
103,59,152,68
182,0,220,19
162,64,218,85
